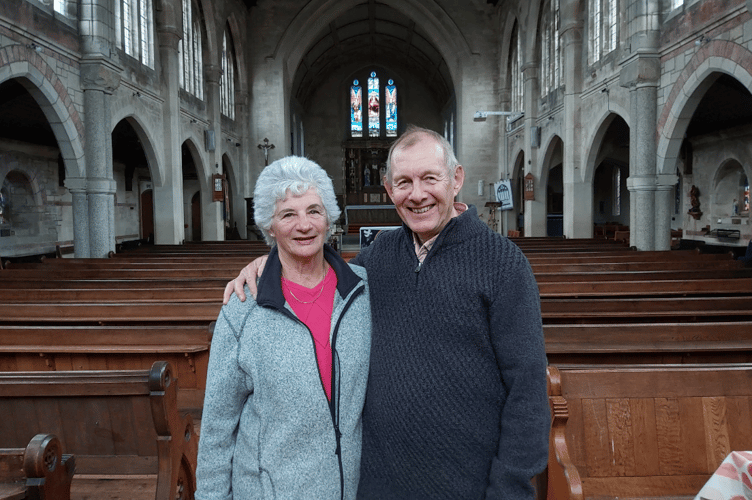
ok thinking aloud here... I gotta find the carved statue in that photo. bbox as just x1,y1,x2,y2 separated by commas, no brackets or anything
688,184,702,220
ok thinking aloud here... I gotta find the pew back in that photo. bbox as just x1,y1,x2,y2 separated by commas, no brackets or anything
549,363,752,499
0,361,197,500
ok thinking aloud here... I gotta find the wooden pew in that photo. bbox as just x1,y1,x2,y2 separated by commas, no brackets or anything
0,302,220,325
545,320,752,365
545,363,752,500
540,296,752,323
0,324,213,412
0,434,75,500
0,361,198,500
538,277,752,298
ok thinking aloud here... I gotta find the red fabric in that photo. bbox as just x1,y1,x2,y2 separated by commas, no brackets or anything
282,267,337,400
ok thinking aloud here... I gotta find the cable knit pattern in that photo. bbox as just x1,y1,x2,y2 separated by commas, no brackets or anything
353,205,549,500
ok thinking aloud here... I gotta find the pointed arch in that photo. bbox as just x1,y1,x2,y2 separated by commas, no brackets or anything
0,45,85,179
657,40,752,176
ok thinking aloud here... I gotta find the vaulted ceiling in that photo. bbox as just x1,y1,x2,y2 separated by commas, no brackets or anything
290,1,453,108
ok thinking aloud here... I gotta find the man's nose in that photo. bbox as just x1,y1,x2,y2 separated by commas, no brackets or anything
408,181,426,201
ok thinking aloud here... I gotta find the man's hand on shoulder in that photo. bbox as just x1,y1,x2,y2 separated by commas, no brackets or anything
222,255,268,304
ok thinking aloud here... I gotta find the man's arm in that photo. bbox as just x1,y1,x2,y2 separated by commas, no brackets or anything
485,255,549,499
222,255,267,304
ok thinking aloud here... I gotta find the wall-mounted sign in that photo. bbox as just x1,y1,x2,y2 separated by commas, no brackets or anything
494,180,514,211
524,172,535,201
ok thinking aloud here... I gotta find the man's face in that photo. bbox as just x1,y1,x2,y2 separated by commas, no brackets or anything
385,136,465,243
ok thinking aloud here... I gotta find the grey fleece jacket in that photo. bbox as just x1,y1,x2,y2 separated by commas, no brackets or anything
195,245,371,500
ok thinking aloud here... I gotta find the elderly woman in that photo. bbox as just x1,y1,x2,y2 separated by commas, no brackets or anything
195,156,371,500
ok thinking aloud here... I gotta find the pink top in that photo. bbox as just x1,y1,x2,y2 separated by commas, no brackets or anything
282,267,337,401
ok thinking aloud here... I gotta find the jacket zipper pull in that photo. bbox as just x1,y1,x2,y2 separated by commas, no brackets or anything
414,260,422,273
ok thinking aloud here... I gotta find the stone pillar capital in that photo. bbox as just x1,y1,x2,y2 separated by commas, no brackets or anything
64,177,88,192
157,28,182,50
656,174,679,189
86,177,117,194
521,62,539,82
205,64,222,85
619,52,660,88
80,57,122,93
626,175,658,191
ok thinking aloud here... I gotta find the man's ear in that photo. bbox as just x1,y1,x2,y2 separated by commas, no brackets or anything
453,165,465,196
384,177,396,204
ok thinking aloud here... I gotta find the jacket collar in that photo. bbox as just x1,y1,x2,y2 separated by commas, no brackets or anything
256,244,362,310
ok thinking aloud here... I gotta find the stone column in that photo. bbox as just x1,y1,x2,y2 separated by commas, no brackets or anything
235,89,250,238
560,0,590,238
154,23,185,244
621,40,660,250
63,177,90,258
81,59,120,257
655,174,678,250
521,62,546,236
202,64,224,241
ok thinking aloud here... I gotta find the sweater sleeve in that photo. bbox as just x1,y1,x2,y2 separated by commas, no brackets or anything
195,295,254,500
485,252,549,500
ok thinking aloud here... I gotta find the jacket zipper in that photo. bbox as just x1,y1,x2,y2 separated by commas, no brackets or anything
279,281,365,500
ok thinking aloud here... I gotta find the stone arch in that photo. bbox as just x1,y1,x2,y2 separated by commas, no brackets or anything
0,44,85,179
226,12,248,94
657,40,752,176
274,0,471,94
583,110,631,186
109,110,163,187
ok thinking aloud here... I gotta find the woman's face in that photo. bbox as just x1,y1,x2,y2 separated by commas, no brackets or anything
268,187,328,262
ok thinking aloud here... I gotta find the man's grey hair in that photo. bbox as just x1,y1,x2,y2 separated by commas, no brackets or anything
385,124,459,184
253,156,341,246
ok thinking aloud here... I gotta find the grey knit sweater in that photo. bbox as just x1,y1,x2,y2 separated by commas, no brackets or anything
353,205,549,500
196,245,371,500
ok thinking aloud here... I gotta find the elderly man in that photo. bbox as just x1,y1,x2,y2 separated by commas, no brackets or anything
225,125,549,499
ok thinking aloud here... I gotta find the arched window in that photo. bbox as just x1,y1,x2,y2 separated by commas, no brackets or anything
221,29,236,119
589,0,618,64
510,21,524,114
179,0,204,99
539,0,561,97
350,71,397,139
115,0,155,68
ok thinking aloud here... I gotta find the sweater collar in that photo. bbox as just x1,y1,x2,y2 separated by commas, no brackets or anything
400,204,486,251
256,244,362,310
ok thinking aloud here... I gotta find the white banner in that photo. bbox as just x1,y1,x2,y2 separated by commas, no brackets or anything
494,180,514,210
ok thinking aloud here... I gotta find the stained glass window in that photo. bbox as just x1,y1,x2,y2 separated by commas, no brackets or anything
386,79,397,137
368,72,380,137
350,80,363,138
350,71,397,139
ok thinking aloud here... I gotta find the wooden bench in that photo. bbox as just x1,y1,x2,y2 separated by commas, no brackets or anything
0,324,213,412
0,361,198,500
544,320,752,365
0,434,75,500
545,363,752,500
538,277,752,298
0,302,221,325
540,296,752,323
